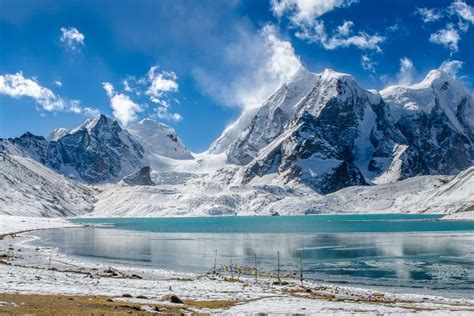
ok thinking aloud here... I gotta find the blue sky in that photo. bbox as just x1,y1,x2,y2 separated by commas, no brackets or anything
0,0,473,152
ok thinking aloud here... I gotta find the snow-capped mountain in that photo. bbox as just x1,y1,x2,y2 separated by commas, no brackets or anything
0,114,145,183
210,68,473,194
381,70,474,180
1,66,473,218
47,127,70,141
0,153,94,217
240,69,402,193
127,118,194,160
209,67,318,164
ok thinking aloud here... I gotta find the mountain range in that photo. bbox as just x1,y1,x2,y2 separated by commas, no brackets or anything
1,66,473,218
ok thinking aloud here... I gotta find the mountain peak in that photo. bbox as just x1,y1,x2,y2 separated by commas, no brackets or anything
320,68,351,80
318,68,359,92
414,69,457,90
135,118,171,130
69,114,119,135
20,131,45,140
127,118,193,160
47,127,69,141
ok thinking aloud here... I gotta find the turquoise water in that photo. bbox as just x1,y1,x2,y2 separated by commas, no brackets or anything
68,214,470,233
31,214,474,299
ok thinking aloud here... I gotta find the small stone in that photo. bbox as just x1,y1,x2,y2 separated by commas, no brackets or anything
163,294,183,304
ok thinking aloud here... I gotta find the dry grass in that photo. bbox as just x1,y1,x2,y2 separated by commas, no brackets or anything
464,204,474,212
184,299,236,309
0,293,180,315
0,293,239,315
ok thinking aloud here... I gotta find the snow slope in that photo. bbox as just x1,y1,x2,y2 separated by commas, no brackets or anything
127,118,193,160
91,169,469,217
209,67,318,161
0,153,94,217
421,167,474,214
0,215,76,234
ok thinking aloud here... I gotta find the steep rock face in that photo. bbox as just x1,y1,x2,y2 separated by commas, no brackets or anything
209,67,318,164
0,115,145,183
127,119,193,160
241,70,402,193
122,166,154,186
381,70,474,179
218,68,473,193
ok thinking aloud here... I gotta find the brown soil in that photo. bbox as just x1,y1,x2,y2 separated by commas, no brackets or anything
0,293,235,315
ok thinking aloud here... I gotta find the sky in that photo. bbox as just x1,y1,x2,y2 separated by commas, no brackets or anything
0,0,473,152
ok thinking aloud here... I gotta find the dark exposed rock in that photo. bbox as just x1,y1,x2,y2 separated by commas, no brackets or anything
0,114,145,183
235,69,473,194
122,166,154,186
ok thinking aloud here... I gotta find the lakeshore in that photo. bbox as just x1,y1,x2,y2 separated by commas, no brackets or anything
1,216,474,314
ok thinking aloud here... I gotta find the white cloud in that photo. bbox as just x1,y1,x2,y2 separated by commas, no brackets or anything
449,0,474,24
60,27,85,52
261,24,302,85
360,55,376,72
193,24,302,109
270,0,383,51
0,71,67,111
438,59,463,78
54,80,63,87
68,100,82,114
83,107,101,117
152,107,183,122
418,1,473,52
415,7,443,23
123,80,132,92
295,20,385,51
429,24,461,52
103,65,181,123
336,20,353,36
103,82,114,96
102,82,143,126
271,0,358,26
0,71,96,116
397,57,415,85
146,66,179,103
386,23,400,32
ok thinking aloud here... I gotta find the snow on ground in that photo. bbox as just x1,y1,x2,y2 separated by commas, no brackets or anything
91,171,464,217
1,232,474,314
127,118,194,161
1,151,473,218
442,211,474,220
221,296,473,315
421,167,474,214
0,153,94,217
0,216,76,235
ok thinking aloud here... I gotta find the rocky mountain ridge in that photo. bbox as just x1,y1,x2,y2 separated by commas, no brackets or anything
1,67,473,192
214,68,474,193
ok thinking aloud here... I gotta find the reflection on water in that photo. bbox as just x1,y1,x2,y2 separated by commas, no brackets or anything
31,228,474,299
